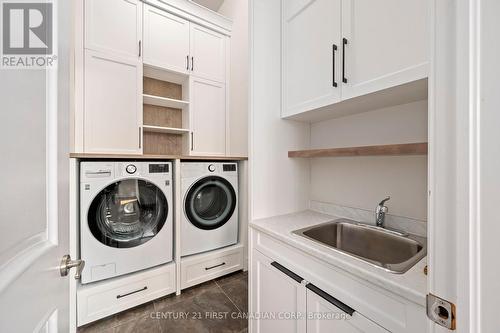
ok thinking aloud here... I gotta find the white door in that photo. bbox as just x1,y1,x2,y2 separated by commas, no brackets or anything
84,50,143,154
306,287,388,333
190,77,226,156
190,23,226,83
143,4,190,73
341,0,429,100
85,0,142,60
0,1,72,331
250,250,306,333
282,0,342,118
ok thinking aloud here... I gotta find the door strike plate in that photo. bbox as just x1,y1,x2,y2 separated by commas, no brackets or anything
426,293,456,330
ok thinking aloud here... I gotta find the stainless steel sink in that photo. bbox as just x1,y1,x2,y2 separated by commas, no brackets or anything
293,219,426,274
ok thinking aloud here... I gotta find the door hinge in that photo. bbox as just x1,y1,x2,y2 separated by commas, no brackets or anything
427,293,456,330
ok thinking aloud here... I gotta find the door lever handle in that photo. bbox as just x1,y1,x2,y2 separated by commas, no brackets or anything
60,255,85,280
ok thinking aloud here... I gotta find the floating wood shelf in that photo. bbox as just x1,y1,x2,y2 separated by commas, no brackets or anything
143,94,189,109
288,142,428,158
142,125,190,135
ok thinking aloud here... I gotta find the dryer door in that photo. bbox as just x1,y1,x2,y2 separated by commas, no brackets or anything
185,176,237,230
88,178,168,248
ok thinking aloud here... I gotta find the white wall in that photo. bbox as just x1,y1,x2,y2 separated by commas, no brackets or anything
249,0,310,220
218,0,249,156
310,100,428,220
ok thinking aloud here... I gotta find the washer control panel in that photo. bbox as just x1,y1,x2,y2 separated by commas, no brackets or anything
149,164,170,174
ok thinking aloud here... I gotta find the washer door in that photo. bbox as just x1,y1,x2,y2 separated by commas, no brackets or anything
88,179,168,248
185,176,237,230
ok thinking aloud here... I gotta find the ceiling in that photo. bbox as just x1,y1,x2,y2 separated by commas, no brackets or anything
191,0,225,11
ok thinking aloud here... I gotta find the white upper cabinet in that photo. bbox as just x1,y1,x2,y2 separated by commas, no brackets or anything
251,250,307,333
85,0,142,60
281,0,429,119
76,0,233,156
190,77,226,156
84,50,142,154
190,23,226,83
143,4,190,73
83,0,143,154
341,0,428,99
283,0,342,117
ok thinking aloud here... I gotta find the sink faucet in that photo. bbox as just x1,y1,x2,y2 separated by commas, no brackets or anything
375,197,390,227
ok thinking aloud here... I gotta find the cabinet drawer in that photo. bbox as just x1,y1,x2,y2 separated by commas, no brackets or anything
181,245,244,289
77,263,175,326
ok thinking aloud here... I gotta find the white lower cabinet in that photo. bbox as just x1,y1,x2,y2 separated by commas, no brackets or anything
251,249,386,333
306,285,388,333
180,245,244,289
77,263,175,326
251,250,306,333
250,229,427,333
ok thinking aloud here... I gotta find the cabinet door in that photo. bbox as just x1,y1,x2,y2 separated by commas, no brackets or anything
84,50,142,154
143,4,190,73
190,24,226,83
282,0,342,118
85,0,142,60
190,77,226,156
306,286,388,333
250,250,306,333
341,0,428,100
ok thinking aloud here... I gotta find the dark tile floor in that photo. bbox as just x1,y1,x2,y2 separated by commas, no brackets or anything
78,271,248,333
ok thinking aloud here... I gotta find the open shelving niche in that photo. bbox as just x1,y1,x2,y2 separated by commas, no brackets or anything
142,65,191,155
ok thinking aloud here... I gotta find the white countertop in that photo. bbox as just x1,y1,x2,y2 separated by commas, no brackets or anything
250,210,427,307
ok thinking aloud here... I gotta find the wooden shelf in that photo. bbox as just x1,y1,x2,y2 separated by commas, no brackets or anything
143,125,190,135
143,94,189,109
288,142,428,158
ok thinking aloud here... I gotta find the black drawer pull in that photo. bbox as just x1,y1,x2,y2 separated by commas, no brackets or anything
116,286,147,299
306,283,355,316
271,261,304,283
205,262,226,270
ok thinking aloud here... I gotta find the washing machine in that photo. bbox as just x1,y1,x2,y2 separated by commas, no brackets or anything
181,162,238,257
80,161,173,284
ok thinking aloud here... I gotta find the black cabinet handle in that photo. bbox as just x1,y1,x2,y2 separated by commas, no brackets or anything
138,40,142,57
306,283,355,316
205,262,226,270
117,286,147,299
332,44,338,87
342,38,348,83
271,261,304,284
186,55,189,70
191,56,194,71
